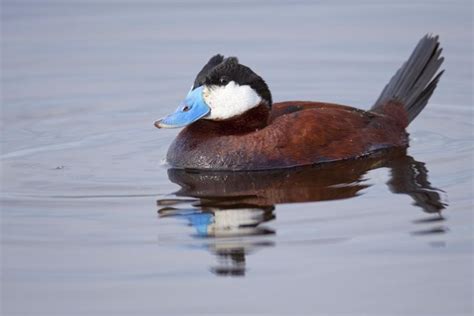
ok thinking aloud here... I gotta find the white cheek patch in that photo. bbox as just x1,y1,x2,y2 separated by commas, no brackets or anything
203,81,262,120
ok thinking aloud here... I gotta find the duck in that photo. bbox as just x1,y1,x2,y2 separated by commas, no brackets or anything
154,34,444,171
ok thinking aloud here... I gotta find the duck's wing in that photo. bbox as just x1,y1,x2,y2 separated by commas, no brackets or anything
214,105,405,169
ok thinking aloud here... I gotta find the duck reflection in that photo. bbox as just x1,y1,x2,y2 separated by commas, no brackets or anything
157,149,446,276
158,202,275,276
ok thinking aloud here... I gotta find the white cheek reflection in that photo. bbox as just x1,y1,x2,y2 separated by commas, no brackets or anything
206,208,267,237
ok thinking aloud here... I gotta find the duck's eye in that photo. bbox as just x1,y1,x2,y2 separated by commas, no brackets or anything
182,105,190,112
219,76,230,85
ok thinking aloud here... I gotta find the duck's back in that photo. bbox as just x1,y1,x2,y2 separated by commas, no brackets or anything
269,100,410,159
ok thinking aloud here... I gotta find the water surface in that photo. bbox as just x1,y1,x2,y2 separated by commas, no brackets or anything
1,1,473,315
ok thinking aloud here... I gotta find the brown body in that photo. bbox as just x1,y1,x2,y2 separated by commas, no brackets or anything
160,35,443,170
167,101,410,170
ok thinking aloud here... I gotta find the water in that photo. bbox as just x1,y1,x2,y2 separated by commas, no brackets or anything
1,0,473,315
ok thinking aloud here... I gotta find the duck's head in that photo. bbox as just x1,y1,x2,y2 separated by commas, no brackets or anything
154,55,272,128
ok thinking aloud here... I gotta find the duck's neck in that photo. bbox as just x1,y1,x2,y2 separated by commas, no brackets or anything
189,102,271,135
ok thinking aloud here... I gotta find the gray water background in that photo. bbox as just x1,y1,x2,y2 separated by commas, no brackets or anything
1,0,473,315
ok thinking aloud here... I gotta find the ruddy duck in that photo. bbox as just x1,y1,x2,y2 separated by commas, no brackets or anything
155,34,444,170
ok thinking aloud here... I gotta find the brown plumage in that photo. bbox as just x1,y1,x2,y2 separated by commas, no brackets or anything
159,35,444,170
166,101,409,170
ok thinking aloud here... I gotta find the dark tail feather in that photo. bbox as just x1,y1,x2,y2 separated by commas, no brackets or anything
372,34,445,123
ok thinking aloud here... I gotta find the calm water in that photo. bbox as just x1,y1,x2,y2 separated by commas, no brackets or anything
1,1,473,315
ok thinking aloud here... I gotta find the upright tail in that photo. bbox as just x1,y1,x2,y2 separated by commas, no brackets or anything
371,34,444,124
